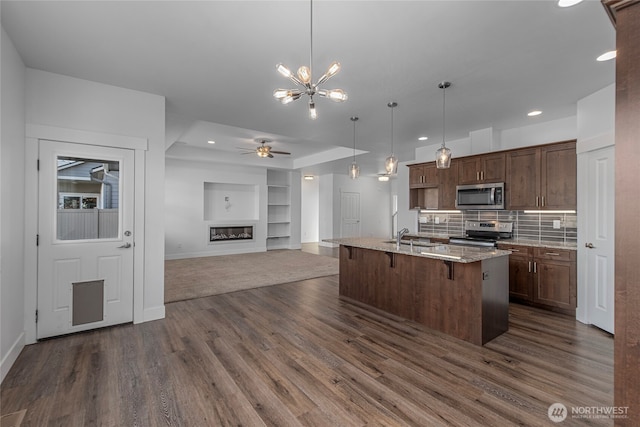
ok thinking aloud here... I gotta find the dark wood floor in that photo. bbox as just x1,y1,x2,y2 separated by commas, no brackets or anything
1,274,613,426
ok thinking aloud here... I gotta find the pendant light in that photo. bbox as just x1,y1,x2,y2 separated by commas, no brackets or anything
273,0,347,120
349,116,360,179
385,102,398,175
435,81,452,169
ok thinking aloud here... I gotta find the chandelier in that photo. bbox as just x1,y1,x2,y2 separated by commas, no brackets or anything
349,116,360,179
273,0,347,120
435,81,452,169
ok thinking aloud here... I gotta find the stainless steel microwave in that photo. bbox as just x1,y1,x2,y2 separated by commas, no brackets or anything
455,182,505,210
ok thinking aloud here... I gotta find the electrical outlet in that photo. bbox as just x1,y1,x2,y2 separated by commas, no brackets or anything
435,217,440,224
553,220,561,229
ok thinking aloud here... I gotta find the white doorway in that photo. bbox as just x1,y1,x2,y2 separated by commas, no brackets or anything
341,191,361,238
37,140,135,339
581,145,615,334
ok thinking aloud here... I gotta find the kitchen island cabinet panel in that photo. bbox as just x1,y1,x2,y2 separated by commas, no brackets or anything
338,242,508,345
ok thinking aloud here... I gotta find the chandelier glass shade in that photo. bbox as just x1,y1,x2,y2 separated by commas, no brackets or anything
435,81,452,169
385,102,398,175
349,116,360,179
273,0,347,120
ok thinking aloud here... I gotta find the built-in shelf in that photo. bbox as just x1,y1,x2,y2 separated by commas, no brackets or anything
267,170,291,250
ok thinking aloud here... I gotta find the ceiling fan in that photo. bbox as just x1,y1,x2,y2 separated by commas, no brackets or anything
239,138,291,158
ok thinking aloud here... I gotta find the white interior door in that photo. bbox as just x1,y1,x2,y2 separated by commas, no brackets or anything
584,146,615,334
37,140,135,339
341,192,361,238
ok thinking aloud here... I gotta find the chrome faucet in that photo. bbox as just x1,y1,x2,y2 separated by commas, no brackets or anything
397,228,410,250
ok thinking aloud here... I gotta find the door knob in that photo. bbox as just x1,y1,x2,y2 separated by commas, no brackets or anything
118,243,132,249
585,242,595,249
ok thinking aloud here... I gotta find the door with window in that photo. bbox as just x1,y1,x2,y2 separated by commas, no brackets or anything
37,140,135,339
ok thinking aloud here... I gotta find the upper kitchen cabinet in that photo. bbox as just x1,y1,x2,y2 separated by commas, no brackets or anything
506,140,576,210
407,160,458,210
457,153,505,184
409,163,438,188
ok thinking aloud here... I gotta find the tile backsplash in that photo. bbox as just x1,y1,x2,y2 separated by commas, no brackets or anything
417,210,577,244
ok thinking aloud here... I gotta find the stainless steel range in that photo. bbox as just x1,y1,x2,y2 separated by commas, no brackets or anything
449,220,513,248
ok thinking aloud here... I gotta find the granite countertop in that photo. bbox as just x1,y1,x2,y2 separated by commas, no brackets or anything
405,233,577,251
323,237,511,264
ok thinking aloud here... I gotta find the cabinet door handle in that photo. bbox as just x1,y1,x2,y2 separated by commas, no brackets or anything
510,249,520,252
481,171,485,181
528,261,532,273
542,196,545,207
545,252,560,256
476,171,480,181
536,196,539,207
533,262,537,273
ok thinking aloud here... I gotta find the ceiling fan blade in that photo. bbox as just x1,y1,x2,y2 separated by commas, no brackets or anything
270,150,291,155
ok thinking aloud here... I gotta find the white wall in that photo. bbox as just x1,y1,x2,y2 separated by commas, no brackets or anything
24,69,166,325
1,25,26,383
331,175,392,240
318,174,334,246
165,158,268,258
301,177,319,243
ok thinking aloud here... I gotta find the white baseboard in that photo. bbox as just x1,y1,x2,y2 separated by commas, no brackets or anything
138,305,165,324
165,247,267,260
1,332,25,384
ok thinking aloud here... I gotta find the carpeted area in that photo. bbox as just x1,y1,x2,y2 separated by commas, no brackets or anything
164,249,339,303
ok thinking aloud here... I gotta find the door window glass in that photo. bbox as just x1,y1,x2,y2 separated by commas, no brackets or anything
56,156,120,240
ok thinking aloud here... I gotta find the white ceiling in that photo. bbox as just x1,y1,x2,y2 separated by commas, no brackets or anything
1,0,615,177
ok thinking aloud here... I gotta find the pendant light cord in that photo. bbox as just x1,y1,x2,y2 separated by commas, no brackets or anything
442,84,446,149
390,106,394,155
309,0,313,79
353,119,356,161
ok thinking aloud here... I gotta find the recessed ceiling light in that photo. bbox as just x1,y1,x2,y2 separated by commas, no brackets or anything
207,140,216,144
378,175,390,182
418,136,428,141
557,0,583,7
527,110,542,117
596,50,617,62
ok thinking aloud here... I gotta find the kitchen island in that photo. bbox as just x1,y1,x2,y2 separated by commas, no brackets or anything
325,237,511,345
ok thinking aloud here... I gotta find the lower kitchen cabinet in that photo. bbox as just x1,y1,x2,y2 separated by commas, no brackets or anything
497,243,576,315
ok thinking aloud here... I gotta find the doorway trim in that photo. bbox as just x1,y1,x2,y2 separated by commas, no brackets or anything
576,131,614,326
24,124,148,344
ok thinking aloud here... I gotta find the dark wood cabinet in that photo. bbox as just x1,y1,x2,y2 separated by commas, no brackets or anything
506,141,576,210
532,248,576,312
409,163,437,188
438,159,459,209
407,160,457,209
458,153,505,184
540,142,577,209
497,243,576,315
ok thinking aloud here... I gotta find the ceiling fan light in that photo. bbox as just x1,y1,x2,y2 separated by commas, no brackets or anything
349,162,360,179
385,155,398,175
436,146,452,169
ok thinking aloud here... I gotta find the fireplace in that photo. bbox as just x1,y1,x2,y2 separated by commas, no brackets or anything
209,225,254,242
